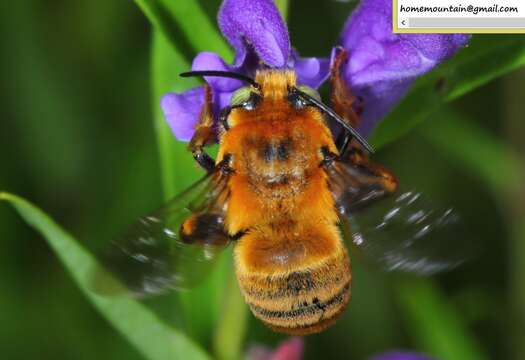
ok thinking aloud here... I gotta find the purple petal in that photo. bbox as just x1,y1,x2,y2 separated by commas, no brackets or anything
340,0,470,136
192,52,244,92
353,80,412,136
368,351,436,360
218,0,290,68
161,87,205,142
161,87,234,142
290,50,330,89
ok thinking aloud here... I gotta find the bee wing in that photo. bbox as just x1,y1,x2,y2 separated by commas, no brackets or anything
94,171,231,297
328,159,470,275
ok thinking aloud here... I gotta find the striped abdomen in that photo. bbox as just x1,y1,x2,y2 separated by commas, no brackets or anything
234,231,351,335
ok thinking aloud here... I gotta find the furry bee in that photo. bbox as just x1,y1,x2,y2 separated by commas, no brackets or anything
101,49,464,335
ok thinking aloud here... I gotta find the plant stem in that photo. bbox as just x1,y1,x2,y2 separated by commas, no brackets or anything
395,277,488,360
422,107,525,359
213,266,248,360
503,68,525,360
275,0,290,20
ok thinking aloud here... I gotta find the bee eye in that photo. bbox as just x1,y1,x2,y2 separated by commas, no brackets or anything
297,85,321,102
230,86,251,106
222,87,261,131
288,85,321,109
230,87,260,110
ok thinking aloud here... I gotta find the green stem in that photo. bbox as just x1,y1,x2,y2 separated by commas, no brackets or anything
275,0,290,20
421,109,525,360
213,266,248,360
503,68,525,360
135,0,232,58
151,31,199,198
134,0,181,56
395,277,488,360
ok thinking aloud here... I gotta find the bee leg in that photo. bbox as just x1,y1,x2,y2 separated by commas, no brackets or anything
180,213,229,246
335,132,352,157
189,84,216,173
330,47,366,157
330,47,360,129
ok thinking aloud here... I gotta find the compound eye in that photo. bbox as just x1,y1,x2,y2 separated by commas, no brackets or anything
230,86,251,106
297,85,321,102
230,87,260,110
288,85,321,109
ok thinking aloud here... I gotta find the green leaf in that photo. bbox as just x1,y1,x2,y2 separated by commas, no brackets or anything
421,110,525,196
391,111,523,360
275,0,290,20
371,36,525,149
395,277,488,360
151,28,246,354
213,272,248,360
0,192,211,360
421,110,525,360
151,29,225,346
145,0,246,353
135,0,232,59
151,30,200,198
158,0,231,58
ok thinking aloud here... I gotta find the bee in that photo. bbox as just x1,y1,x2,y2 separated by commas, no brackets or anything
100,49,465,335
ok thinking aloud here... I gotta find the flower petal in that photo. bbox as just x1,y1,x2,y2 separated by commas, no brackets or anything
246,338,304,360
160,87,205,142
271,337,304,360
368,351,436,360
291,51,330,89
161,87,234,142
218,0,290,68
192,52,244,92
339,0,469,136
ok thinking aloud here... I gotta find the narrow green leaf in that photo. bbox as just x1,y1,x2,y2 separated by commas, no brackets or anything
151,30,200,198
148,0,246,354
422,109,525,360
134,0,188,57
421,110,525,196
501,71,525,360
275,0,290,20
151,29,226,345
395,277,488,360
157,0,232,58
136,0,232,59
213,271,248,360
394,111,524,360
0,192,211,360
371,36,525,149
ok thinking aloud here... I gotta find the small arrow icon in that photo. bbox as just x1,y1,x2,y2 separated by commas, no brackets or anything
401,19,406,26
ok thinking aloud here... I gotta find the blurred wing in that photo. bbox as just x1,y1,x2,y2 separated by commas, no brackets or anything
95,171,231,297
328,159,469,275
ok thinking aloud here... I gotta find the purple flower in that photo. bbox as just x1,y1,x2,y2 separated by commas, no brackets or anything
161,0,329,141
340,0,469,136
246,337,436,360
161,0,469,142
368,351,437,360
247,337,304,360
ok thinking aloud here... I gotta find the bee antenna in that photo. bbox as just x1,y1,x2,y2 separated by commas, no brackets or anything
292,87,374,154
180,70,260,88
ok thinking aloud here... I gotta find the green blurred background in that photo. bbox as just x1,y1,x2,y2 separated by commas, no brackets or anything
1,0,524,359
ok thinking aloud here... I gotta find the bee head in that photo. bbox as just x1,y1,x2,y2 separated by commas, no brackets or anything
179,70,373,153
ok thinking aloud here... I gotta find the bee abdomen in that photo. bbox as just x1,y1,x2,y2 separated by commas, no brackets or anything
237,250,351,335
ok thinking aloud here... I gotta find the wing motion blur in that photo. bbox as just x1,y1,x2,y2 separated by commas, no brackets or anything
328,157,469,275
94,170,231,297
